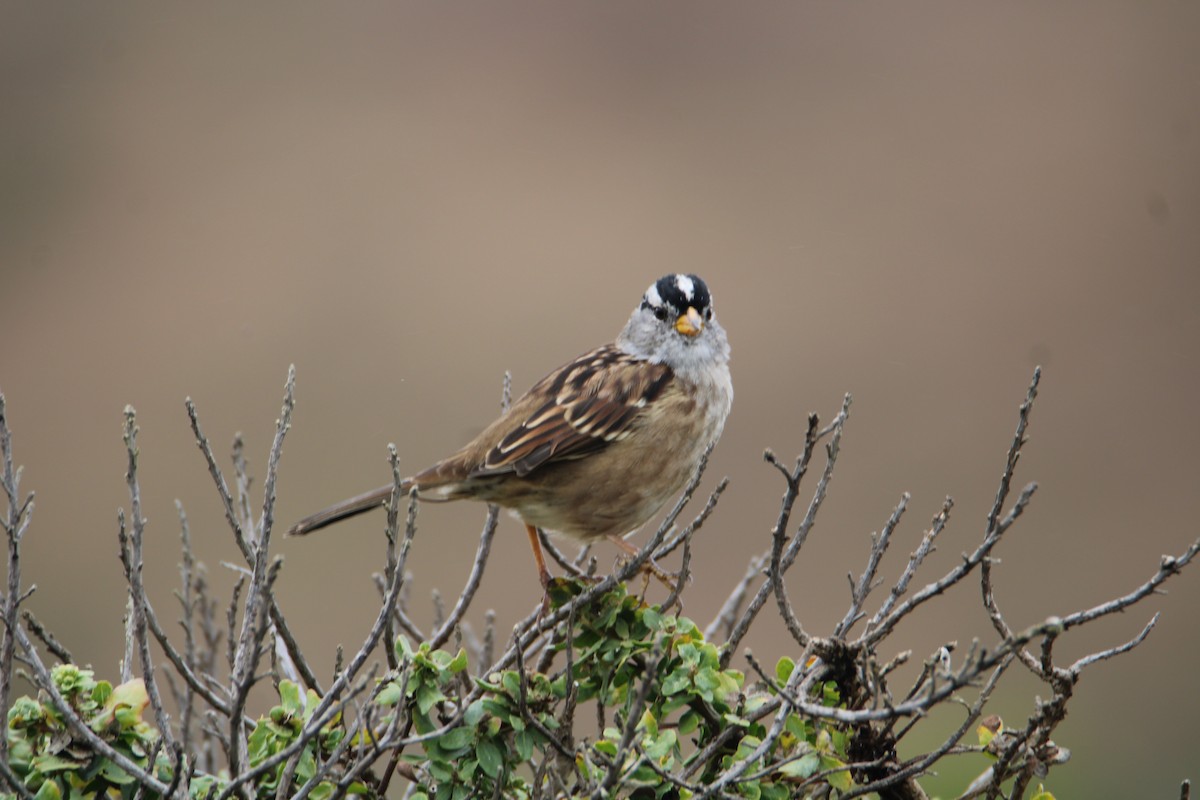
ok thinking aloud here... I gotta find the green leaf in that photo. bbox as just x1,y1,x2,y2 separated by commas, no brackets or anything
416,683,443,716
662,671,691,696
481,698,511,718
476,739,503,779
438,727,472,752
32,780,62,800
427,759,454,783
30,755,83,774
98,758,136,785
1030,788,1056,800
820,756,852,791
594,740,618,757
777,752,819,779
624,762,658,785
644,730,678,762
456,758,478,781
90,681,113,707
784,714,809,741
396,636,415,660
279,680,303,715
642,608,663,630
448,649,469,674
463,699,485,727
515,728,537,761
376,681,403,707
775,657,795,684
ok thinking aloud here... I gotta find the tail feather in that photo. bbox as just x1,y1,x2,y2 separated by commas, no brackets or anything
286,484,396,536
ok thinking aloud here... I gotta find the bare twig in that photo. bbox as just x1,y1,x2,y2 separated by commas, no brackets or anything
120,406,175,749
834,493,909,639
430,505,499,650
723,396,851,667
864,497,953,639
0,390,34,765
20,610,72,664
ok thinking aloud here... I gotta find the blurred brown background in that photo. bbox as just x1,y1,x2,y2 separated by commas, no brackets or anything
2,3,1198,795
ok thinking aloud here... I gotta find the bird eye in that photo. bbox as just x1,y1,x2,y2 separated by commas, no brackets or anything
653,306,668,321
704,308,713,321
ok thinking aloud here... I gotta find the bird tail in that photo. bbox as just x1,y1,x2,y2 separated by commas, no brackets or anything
286,483,401,537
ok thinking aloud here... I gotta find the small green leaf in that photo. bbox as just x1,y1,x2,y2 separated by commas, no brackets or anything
98,758,136,785
448,649,469,674
416,683,443,716
476,739,503,778
32,780,62,800
91,681,113,706
777,752,819,779
376,682,403,707
594,740,618,757
784,714,809,741
821,756,852,791
396,635,414,660
662,671,691,696
775,657,795,684
438,727,472,752
515,728,537,761
279,680,303,715
463,699,485,727
644,729,678,761
30,755,83,774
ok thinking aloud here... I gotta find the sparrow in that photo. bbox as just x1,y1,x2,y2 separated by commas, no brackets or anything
288,273,732,593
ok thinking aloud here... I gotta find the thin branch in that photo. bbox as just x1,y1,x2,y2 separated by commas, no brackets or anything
1068,613,1159,674
723,396,850,667
0,390,33,766
20,610,72,664
430,505,499,650
866,482,1038,648
120,406,175,749
864,497,953,639
704,555,764,643
1059,537,1200,631
835,493,909,640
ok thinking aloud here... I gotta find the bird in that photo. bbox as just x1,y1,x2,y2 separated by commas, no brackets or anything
287,273,732,596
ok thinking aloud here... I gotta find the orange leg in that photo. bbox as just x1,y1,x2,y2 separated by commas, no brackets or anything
526,524,553,590
526,524,555,615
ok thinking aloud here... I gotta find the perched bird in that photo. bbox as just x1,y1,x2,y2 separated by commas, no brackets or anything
288,273,732,593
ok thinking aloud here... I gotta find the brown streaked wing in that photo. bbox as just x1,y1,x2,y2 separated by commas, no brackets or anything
471,345,673,478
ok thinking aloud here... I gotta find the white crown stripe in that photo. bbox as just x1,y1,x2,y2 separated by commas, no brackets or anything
675,274,695,301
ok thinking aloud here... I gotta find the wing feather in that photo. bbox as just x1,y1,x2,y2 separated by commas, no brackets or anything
472,345,672,479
